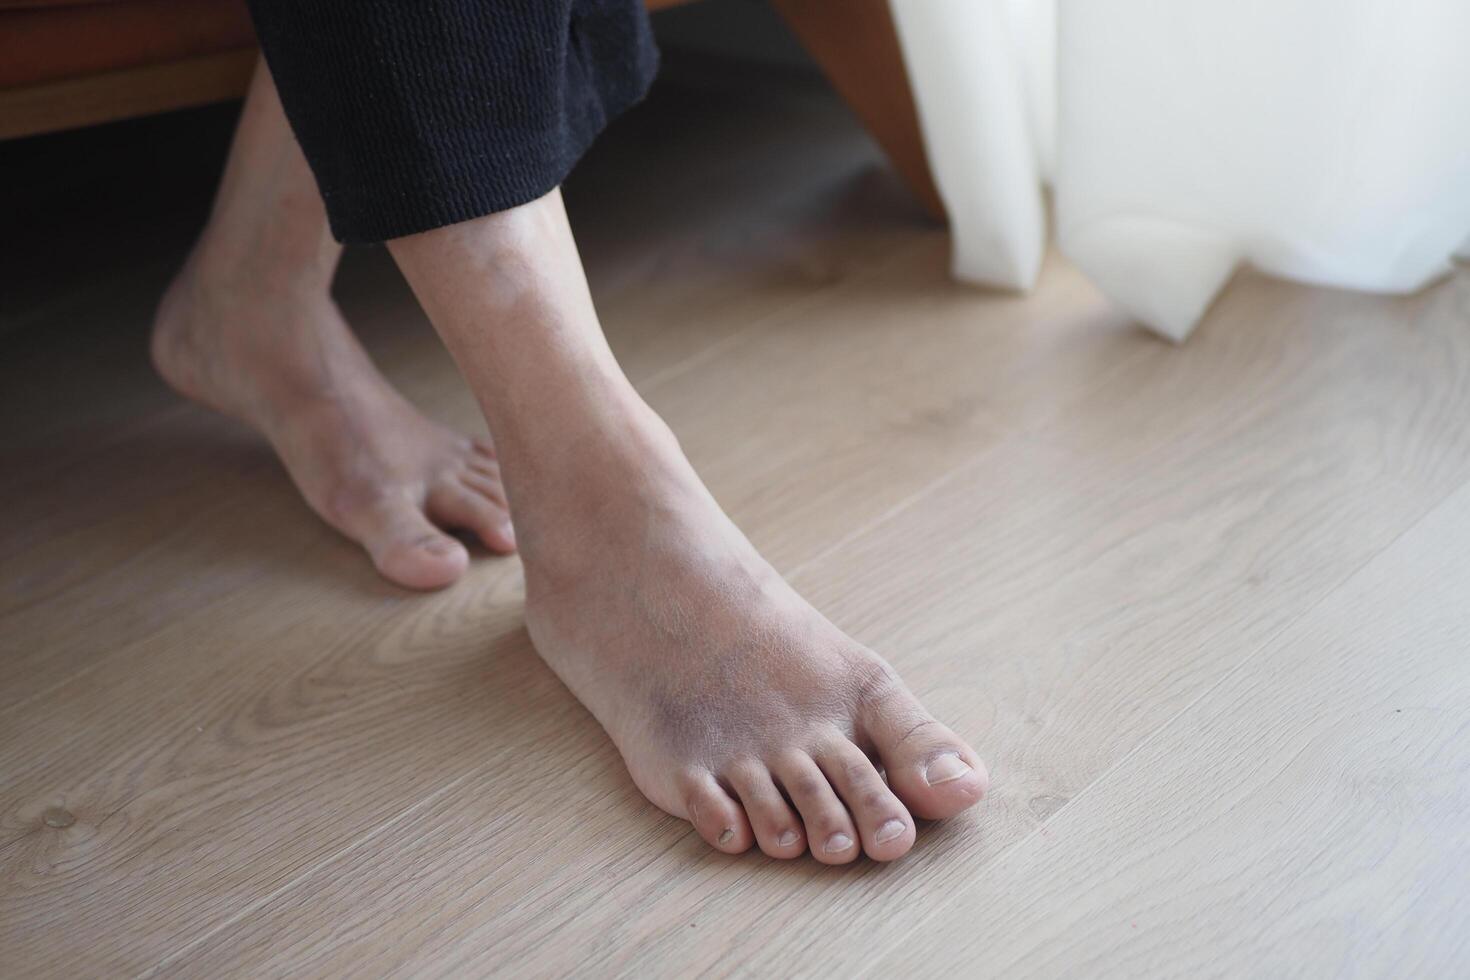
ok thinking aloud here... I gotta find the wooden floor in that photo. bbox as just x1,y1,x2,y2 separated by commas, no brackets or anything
3,58,1469,978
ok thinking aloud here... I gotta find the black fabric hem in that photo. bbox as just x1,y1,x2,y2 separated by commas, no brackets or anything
322,52,656,244
245,0,660,244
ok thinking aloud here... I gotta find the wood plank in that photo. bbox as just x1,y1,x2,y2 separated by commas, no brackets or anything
5,47,1469,979
142,269,1470,977
0,238,1129,976
472,270,1470,978
0,49,257,142
868,479,1470,978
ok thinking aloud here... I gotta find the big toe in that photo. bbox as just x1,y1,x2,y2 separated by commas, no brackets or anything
863,686,988,821
357,498,470,590
377,533,469,590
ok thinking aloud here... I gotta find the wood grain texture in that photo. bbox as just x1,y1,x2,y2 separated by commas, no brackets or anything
399,271,1470,979
3,48,1468,980
869,479,1470,978
0,49,257,141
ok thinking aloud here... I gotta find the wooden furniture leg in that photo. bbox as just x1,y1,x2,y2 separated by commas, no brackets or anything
768,0,946,222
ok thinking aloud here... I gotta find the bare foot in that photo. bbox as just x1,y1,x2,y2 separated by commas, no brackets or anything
521,398,988,862
385,190,989,862
151,256,516,589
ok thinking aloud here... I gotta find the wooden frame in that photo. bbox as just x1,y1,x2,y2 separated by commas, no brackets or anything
768,0,943,220
0,48,257,141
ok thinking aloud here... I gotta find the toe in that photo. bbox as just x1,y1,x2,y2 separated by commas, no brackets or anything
467,454,502,482
727,764,806,859
814,739,914,861
681,771,755,855
356,495,469,590
861,686,988,821
773,754,860,865
459,469,508,509
429,482,516,554
463,436,504,486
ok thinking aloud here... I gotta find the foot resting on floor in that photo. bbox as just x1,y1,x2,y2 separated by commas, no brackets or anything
152,256,516,590
388,189,990,863
518,393,989,862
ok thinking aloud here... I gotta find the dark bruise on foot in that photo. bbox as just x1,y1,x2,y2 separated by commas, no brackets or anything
520,434,988,864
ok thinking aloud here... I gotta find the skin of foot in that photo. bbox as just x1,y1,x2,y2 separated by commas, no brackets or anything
152,257,517,589
390,190,990,861
520,400,990,861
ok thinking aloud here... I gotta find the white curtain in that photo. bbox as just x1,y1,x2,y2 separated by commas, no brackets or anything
889,0,1470,340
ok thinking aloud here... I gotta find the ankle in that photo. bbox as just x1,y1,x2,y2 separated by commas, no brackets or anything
508,394,706,573
152,245,364,424
188,199,340,303
193,248,330,313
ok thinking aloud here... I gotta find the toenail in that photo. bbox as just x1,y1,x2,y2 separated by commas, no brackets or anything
824,833,854,854
926,754,971,785
421,538,460,556
875,819,906,844
718,828,734,846
777,830,799,848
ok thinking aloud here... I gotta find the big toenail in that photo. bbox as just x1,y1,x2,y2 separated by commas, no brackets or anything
777,830,799,847
875,819,906,844
718,828,734,845
824,833,853,853
926,754,971,785
422,538,459,556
